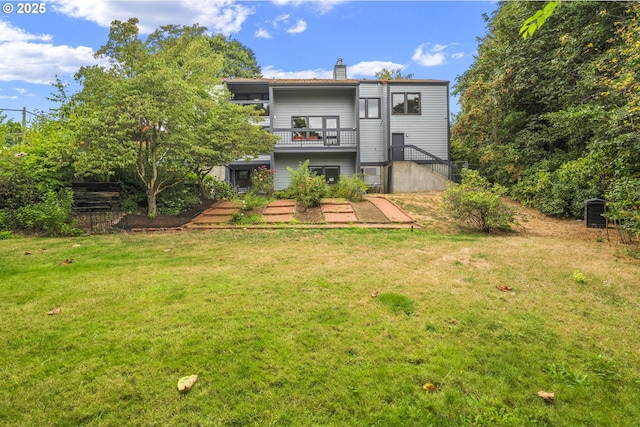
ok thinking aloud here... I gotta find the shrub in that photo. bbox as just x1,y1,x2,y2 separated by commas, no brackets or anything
249,166,275,197
157,182,202,215
241,193,270,211
442,169,516,232
12,189,81,236
287,160,330,208
330,173,368,202
205,176,234,202
604,178,640,242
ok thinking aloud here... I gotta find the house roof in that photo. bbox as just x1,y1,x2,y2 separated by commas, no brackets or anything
223,78,449,86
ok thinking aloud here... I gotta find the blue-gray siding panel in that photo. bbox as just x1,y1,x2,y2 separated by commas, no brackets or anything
272,89,356,129
389,85,449,160
359,82,387,163
273,153,357,190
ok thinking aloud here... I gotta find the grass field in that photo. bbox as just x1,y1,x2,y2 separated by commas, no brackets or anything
1,198,639,426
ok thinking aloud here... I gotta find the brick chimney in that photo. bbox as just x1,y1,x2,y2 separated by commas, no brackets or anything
333,58,347,80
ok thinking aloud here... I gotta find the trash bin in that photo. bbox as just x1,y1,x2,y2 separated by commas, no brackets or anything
585,199,606,228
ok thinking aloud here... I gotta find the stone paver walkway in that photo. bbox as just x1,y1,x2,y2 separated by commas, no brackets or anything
366,196,415,223
262,199,296,223
321,199,358,223
186,196,417,229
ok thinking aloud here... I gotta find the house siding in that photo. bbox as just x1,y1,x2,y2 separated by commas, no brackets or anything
272,88,356,130
359,82,387,164
389,84,449,160
273,153,357,190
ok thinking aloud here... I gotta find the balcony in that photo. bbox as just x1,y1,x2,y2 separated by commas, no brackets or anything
272,129,357,150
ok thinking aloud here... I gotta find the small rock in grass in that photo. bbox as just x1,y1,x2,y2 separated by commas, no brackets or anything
47,308,62,316
538,390,554,403
177,375,198,393
422,383,437,392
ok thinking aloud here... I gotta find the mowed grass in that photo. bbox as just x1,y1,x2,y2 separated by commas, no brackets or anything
1,227,639,426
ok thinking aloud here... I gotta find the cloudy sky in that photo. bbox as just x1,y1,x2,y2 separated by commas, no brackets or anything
0,0,498,121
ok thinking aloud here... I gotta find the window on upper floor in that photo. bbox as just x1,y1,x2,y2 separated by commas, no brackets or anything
392,93,420,115
359,98,380,119
292,116,339,141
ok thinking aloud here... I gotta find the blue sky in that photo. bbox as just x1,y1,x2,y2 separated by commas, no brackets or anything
0,0,498,123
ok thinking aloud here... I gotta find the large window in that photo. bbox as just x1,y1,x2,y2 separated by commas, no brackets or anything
292,116,339,144
392,93,420,115
309,166,340,184
359,98,380,119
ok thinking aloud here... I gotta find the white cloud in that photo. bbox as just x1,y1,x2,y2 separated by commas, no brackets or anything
273,14,290,29
287,19,307,34
412,43,461,67
431,43,458,53
255,28,272,39
0,95,19,100
15,88,29,94
348,61,406,77
271,0,348,14
50,0,254,35
0,21,101,85
261,59,406,80
0,20,52,43
262,65,332,79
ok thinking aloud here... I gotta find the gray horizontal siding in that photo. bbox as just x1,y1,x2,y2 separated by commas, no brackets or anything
389,85,449,160
273,153,357,190
272,88,356,129
359,82,386,163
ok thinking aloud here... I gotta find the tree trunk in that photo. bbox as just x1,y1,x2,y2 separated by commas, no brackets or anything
147,190,158,218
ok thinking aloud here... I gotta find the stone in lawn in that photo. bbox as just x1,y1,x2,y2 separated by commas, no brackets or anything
537,390,554,403
177,375,198,393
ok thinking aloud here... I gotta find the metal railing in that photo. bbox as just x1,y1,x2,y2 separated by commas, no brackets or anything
389,144,459,181
272,129,357,148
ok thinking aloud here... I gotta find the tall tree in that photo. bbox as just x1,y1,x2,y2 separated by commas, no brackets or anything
70,18,275,216
453,1,637,217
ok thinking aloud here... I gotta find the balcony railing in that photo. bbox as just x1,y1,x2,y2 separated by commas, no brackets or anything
272,129,357,148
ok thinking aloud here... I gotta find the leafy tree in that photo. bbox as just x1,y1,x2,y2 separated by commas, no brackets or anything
69,18,276,217
453,1,637,219
375,68,414,80
0,116,23,147
520,1,560,39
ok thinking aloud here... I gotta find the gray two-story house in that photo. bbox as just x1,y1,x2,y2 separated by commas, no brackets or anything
220,59,453,193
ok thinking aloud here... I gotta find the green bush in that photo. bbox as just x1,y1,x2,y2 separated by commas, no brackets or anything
249,166,275,197
12,189,80,236
204,176,234,201
604,178,640,242
330,173,368,202
157,182,202,215
287,160,330,208
510,159,600,218
442,169,516,232
241,193,269,211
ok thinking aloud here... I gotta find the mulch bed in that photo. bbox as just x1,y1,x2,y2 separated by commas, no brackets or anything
115,199,391,230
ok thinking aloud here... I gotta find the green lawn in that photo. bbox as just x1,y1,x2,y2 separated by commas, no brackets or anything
1,228,638,426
